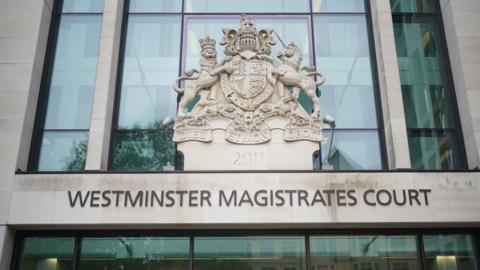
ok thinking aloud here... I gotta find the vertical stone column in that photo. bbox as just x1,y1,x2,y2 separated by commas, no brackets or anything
0,226,14,269
0,0,53,266
369,0,411,169
440,0,480,169
85,0,124,170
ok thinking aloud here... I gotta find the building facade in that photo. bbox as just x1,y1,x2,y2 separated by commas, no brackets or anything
0,0,479,270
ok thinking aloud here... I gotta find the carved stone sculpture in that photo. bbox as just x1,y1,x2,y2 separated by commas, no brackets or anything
172,15,326,170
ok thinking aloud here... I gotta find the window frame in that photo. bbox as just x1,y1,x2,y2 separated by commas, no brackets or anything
391,0,468,170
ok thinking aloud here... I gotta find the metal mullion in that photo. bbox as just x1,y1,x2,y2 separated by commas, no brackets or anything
305,235,311,270
61,12,104,15
71,236,82,270
107,0,131,170
42,129,90,132
115,128,165,133
27,0,65,171
128,12,182,15
417,234,427,270
312,12,367,15
181,12,313,16
189,236,194,270
364,0,388,169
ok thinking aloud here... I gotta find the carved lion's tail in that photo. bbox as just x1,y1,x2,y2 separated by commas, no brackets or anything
173,69,200,93
301,66,326,86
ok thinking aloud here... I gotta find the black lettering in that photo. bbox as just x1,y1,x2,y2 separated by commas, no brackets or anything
144,191,149,208
112,191,124,207
176,190,188,207
165,191,175,207
68,191,90,207
201,190,212,207
419,189,431,205
364,189,376,206
323,190,335,206
393,189,406,206
90,191,100,207
270,190,274,206
298,190,310,206
125,191,143,207
151,191,163,207
275,190,285,206
311,190,326,206
347,190,357,206
284,190,297,206
239,190,254,206
336,190,346,206
189,190,198,207
219,190,237,207
254,190,268,206
376,189,392,206
408,189,420,205
101,191,111,207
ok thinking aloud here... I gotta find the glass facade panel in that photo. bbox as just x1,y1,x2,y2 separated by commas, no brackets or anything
321,130,382,170
314,15,377,129
18,237,75,270
392,3,465,170
312,0,365,13
194,237,306,270
38,131,88,171
394,17,455,129
117,15,181,129
62,0,104,13
408,131,462,170
390,0,435,13
310,236,420,270
78,237,189,270
423,235,478,270
184,0,309,13
129,0,182,13
111,129,175,171
44,15,101,129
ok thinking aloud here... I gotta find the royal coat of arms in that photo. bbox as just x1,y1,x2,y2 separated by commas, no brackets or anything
172,15,325,145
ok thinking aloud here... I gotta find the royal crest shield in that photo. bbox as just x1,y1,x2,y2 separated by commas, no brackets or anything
220,58,274,111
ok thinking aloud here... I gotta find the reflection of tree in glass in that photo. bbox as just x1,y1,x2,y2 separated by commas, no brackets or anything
112,120,175,171
63,139,88,171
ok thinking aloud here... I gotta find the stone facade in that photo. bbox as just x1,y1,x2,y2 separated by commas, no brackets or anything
0,0,479,268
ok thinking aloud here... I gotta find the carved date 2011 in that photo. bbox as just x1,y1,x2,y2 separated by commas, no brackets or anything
232,152,265,166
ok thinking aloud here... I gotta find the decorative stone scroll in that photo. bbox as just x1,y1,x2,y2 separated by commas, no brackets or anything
172,16,326,169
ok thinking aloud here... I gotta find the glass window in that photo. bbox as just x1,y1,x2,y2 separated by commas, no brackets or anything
392,4,465,170
111,129,175,171
44,15,101,129
314,15,377,129
184,0,310,13
310,236,420,270
394,17,455,129
79,237,189,270
321,130,382,170
408,131,463,170
33,2,103,171
117,15,181,129
38,131,88,171
129,0,182,13
312,0,365,13
17,237,75,270
194,237,306,270
111,14,181,171
390,0,435,13
423,235,478,270
62,0,104,13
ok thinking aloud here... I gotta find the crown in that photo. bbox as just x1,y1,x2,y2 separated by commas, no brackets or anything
199,36,216,51
238,15,258,50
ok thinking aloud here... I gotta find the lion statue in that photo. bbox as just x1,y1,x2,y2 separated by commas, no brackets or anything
271,42,326,117
173,37,229,117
